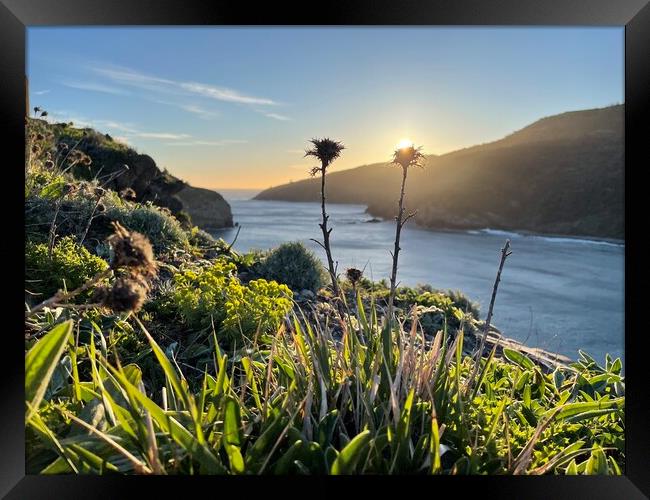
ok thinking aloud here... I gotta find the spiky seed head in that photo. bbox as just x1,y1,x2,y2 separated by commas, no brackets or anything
392,144,425,170
305,138,345,173
346,267,363,285
119,187,137,201
98,276,148,313
107,221,157,279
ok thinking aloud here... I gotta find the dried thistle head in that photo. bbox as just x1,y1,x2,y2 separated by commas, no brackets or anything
107,221,157,278
119,187,137,201
346,267,363,285
80,153,92,166
94,187,106,198
391,144,425,170
94,276,148,313
305,138,345,174
62,183,77,196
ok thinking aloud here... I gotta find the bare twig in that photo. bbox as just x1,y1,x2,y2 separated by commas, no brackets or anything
47,199,63,258
25,268,113,319
78,194,104,246
465,239,512,395
225,224,242,253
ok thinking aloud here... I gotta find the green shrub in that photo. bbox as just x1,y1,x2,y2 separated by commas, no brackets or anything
188,226,217,248
25,236,109,299
446,289,480,319
254,241,325,292
25,189,188,254
172,259,293,345
172,260,237,328
109,201,188,253
223,278,293,344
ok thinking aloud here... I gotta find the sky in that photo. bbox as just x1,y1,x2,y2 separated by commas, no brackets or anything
27,27,623,190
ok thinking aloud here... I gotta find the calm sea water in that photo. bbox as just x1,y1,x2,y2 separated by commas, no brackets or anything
212,189,625,363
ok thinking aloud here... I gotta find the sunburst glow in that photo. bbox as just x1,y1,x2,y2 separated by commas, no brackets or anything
396,138,414,150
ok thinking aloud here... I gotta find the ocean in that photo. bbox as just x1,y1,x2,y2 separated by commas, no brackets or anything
212,189,625,363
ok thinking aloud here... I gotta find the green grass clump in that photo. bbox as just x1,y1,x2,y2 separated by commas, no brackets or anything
25,236,109,298
109,201,188,254
25,189,188,254
24,304,624,475
222,278,293,344
171,259,293,345
253,241,326,292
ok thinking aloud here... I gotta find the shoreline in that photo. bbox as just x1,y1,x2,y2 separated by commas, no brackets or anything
234,196,625,247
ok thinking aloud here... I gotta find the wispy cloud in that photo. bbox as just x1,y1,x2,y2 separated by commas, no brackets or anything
43,110,190,142
179,104,219,120
33,89,50,95
180,82,277,106
137,132,191,140
61,80,129,95
92,64,279,106
164,139,247,147
263,112,291,121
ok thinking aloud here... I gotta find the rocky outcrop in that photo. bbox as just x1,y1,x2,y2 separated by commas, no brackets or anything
42,120,234,231
174,185,234,231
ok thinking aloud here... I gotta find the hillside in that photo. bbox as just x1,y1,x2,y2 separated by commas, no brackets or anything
255,105,624,239
28,118,233,230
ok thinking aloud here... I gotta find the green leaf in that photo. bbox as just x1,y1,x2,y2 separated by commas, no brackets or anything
101,357,226,474
25,320,73,420
39,178,65,199
565,408,622,423
503,348,535,371
331,429,371,475
550,398,624,421
135,318,205,444
566,459,578,475
223,397,242,447
273,440,304,474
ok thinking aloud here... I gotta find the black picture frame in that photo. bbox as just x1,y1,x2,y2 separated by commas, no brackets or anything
3,0,649,497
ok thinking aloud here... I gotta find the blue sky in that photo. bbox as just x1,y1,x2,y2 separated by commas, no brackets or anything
27,27,623,189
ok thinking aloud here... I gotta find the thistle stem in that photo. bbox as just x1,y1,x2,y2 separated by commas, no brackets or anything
319,163,341,300
387,165,409,321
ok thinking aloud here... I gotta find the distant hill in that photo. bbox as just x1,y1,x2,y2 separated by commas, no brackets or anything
255,105,624,240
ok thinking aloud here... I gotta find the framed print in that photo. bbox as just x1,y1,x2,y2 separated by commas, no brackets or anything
3,0,649,497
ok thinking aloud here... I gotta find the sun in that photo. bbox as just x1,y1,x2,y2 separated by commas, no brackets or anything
396,138,414,150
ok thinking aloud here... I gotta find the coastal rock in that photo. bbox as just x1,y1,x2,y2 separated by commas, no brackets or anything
174,185,234,231
41,119,235,232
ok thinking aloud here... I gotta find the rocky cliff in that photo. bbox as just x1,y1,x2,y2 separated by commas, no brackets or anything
36,119,233,231
175,185,233,231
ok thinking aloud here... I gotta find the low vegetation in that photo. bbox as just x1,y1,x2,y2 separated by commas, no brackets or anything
24,117,624,475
